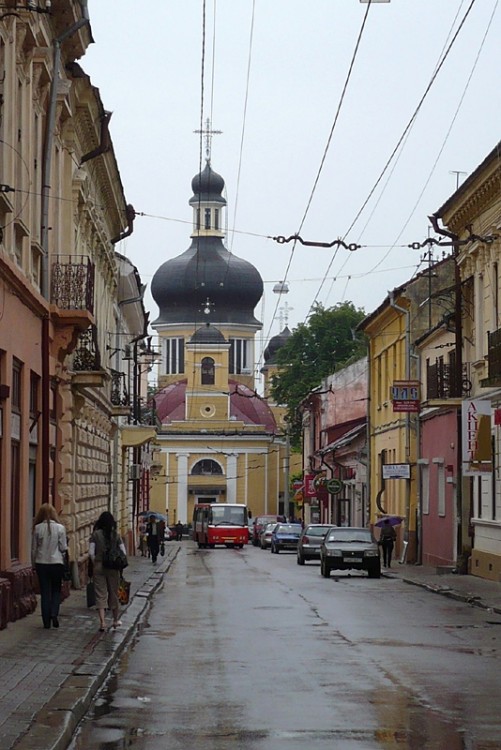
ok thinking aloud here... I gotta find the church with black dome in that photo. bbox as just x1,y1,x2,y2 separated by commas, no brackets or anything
148,158,300,527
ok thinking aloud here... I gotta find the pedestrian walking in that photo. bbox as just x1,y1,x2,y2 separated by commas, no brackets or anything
89,511,127,631
32,503,68,629
146,514,162,562
175,520,184,541
378,518,397,568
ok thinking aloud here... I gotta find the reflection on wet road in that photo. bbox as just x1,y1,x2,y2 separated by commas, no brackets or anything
69,544,501,749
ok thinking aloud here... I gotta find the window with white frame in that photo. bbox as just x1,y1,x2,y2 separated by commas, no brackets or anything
164,338,185,374
229,338,250,374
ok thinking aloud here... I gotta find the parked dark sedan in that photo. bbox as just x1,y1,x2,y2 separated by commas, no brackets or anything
319,527,381,578
297,524,334,564
270,523,303,554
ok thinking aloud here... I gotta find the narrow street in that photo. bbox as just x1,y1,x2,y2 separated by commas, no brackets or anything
69,543,501,750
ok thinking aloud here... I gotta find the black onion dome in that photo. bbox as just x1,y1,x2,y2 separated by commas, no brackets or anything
190,323,226,344
151,236,263,326
189,162,226,206
263,326,291,364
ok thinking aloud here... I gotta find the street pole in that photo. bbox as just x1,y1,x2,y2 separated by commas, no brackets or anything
284,424,290,520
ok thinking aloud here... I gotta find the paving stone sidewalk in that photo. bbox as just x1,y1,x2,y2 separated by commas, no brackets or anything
0,544,179,750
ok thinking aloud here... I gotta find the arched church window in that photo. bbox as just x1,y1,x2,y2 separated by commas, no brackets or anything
191,459,223,475
204,208,211,230
201,356,215,385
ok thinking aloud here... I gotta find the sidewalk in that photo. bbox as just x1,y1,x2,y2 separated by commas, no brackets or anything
0,543,180,750
384,561,501,615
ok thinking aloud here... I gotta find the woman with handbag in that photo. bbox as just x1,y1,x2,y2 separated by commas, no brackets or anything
32,503,68,629
89,511,127,632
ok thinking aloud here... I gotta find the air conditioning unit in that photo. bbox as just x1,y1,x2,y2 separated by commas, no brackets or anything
128,464,142,480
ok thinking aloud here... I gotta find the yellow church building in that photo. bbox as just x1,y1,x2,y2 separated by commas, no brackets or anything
148,159,295,526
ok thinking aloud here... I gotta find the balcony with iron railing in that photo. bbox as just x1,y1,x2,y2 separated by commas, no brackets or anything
71,324,108,389
481,328,501,387
51,255,95,314
426,358,471,400
110,369,131,416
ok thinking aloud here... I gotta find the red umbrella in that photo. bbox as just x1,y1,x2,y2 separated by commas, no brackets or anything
375,516,403,527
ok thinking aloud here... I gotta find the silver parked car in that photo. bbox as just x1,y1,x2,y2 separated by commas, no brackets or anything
260,522,278,550
319,527,381,579
297,524,334,565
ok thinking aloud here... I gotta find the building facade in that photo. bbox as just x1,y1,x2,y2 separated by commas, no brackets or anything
0,1,151,624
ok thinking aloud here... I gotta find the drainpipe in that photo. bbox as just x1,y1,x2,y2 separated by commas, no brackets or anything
429,213,464,571
389,290,412,548
40,1,90,506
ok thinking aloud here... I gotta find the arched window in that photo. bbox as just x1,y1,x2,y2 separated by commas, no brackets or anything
201,357,215,385
191,459,223,475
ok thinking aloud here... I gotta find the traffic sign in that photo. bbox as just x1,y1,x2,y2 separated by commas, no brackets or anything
326,478,343,494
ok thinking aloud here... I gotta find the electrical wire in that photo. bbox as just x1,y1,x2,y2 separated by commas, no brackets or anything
311,0,482,315
259,1,374,368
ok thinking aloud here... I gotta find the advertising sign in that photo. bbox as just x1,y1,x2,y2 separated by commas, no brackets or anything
462,399,492,475
382,464,411,480
304,474,317,498
391,380,420,413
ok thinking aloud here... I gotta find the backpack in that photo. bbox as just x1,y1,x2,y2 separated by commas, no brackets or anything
102,533,128,571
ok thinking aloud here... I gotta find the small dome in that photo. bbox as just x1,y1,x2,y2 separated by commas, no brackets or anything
189,162,226,206
263,326,291,365
190,323,226,344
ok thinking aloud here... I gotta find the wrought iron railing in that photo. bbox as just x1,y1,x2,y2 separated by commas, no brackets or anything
51,255,95,314
487,328,501,382
110,369,129,406
73,325,101,371
426,357,471,399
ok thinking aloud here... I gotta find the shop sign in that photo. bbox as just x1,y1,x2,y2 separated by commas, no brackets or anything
391,380,420,413
382,464,410,480
462,398,492,475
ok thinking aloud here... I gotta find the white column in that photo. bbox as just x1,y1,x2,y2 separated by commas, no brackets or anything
176,452,189,524
226,453,238,503
264,451,268,513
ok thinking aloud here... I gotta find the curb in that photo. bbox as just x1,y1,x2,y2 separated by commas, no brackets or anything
399,575,501,616
12,548,179,750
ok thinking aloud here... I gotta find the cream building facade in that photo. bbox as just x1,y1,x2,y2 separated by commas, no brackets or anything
0,1,151,623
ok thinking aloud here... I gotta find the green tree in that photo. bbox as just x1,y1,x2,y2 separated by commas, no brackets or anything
270,302,366,446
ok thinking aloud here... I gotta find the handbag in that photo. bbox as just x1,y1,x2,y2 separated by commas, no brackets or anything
102,534,128,571
117,575,130,606
86,579,96,608
62,550,72,582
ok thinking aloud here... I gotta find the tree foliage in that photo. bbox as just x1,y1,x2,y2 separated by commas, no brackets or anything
270,302,366,446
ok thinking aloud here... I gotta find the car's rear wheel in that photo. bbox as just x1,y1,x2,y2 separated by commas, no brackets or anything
297,553,305,565
321,559,330,578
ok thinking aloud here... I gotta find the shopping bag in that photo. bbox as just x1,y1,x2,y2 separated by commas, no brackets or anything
118,576,130,606
86,579,96,608
62,551,72,582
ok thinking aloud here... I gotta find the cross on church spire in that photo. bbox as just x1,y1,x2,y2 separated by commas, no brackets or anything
194,118,222,163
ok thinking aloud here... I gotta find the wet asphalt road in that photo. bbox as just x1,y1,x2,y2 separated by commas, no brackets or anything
69,543,501,750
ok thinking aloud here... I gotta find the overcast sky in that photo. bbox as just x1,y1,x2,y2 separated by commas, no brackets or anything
83,0,500,372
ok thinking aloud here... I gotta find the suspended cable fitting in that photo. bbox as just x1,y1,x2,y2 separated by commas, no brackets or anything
271,235,361,251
